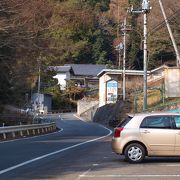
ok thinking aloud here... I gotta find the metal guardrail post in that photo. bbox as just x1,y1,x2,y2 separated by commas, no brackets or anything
32,129,35,135
27,130,30,136
3,133,6,139
20,131,23,137
12,132,15,138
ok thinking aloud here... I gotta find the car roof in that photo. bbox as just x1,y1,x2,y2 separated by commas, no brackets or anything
133,112,180,118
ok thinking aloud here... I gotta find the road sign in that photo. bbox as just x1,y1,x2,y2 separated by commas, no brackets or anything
106,80,118,104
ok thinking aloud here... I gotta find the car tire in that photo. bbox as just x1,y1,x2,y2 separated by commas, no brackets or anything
124,143,145,163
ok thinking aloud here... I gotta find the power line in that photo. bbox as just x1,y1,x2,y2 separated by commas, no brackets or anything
149,9,180,35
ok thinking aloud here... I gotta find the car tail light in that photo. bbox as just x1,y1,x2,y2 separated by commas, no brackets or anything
114,127,124,137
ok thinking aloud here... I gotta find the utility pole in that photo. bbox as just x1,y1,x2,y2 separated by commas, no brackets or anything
37,59,41,94
118,46,121,69
158,0,180,67
37,58,41,113
121,17,131,101
116,0,122,69
117,0,120,38
115,43,123,69
128,0,151,111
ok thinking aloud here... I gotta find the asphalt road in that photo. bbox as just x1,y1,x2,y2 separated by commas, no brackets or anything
0,113,180,180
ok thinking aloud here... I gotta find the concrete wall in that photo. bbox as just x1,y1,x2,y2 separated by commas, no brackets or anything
148,67,165,82
77,99,99,116
165,68,180,97
79,103,99,122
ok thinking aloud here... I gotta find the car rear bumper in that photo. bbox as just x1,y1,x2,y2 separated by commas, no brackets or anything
111,138,123,154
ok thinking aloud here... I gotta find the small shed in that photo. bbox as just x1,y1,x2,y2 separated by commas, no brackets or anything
97,69,147,107
31,93,52,114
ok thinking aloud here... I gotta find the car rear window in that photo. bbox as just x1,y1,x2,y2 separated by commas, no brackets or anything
117,116,133,128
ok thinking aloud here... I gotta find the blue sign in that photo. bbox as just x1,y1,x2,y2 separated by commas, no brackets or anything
106,80,118,103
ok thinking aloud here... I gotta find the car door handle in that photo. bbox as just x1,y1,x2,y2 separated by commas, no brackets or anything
142,130,150,134
177,132,180,135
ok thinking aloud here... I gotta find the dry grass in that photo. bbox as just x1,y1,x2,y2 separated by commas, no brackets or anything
135,89,162,112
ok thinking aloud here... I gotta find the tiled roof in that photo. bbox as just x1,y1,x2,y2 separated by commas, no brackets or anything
97,69,149,77
48,66,72,72
65,64,107,76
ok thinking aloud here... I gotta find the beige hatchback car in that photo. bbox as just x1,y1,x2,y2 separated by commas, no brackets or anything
112,112,180,163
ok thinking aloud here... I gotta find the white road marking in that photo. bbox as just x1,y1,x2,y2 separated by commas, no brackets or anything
75,168,91,180
160,164,180,167
73,114,115,180
136,163,180,167
0,129,63,144
92,164,99,166
0,127,112,175
79,174,180,178
73,114,86,122
103,157,109,159
59,114,64,121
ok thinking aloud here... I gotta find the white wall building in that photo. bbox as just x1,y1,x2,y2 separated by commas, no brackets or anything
98,66,180,107
49,64,106,90
49,66,73,90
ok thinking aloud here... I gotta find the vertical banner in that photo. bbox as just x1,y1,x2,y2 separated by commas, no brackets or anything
106,80,118,104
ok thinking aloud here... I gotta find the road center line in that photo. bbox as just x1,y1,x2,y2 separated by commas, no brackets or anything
0,126,112,175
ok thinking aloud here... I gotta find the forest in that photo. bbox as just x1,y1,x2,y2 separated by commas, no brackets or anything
0,0,179,108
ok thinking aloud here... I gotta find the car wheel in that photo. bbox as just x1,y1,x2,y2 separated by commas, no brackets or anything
124,143,145,163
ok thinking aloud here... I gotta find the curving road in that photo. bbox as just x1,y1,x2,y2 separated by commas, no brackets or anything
1,113,180,180
0,113,112,180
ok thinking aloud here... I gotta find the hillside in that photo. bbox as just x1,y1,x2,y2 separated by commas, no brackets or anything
110,0,180,32
0,0,179,108
111,0,180,68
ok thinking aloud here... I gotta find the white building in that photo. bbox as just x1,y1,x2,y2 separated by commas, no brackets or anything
97,66,180,107
50,66,73,90
49,64,107,90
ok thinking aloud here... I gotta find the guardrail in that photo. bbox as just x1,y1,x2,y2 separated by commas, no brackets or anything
49,109,76,114
0,123,57,140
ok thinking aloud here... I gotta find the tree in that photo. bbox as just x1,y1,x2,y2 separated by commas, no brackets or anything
0,0,115,107
0,0,53,105
43,0,115,65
